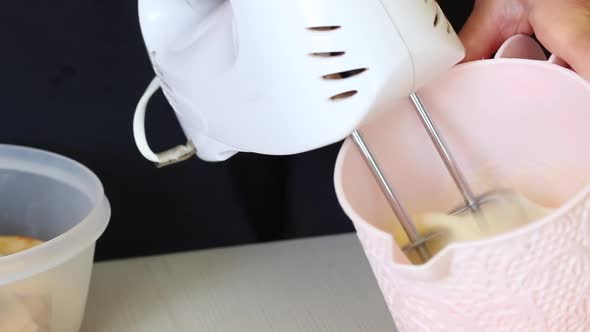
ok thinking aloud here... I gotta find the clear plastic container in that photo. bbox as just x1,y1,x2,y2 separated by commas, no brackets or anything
0,144,110,332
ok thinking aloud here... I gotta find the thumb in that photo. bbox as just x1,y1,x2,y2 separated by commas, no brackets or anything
530,2,590,80
458,1,509,61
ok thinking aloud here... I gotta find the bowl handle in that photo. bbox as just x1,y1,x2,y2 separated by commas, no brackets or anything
494,34,547,61
494,34,571,70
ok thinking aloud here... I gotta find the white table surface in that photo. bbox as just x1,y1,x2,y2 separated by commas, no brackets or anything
81,234,397,332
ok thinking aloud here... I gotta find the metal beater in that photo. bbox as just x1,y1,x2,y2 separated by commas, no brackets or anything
352,92,516,263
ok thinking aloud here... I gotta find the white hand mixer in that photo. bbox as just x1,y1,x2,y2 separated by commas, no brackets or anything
133,0,522,262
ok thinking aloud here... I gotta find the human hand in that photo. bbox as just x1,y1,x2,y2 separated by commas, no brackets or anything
459,0,590,79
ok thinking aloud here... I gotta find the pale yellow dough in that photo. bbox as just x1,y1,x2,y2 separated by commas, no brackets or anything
0,236,49,331
0,293,39,332
0,236,43,256
392,192,554,258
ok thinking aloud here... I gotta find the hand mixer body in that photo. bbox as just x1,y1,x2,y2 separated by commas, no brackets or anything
136,0,464,162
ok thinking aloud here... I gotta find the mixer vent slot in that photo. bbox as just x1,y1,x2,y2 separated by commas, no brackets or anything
308,26,341,31
431,1,452,34
307,24,359,102
330,90,357,101
323,68,367,80
310,51,345,57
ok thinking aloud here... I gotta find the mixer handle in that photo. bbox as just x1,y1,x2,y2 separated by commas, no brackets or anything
133,77,196,168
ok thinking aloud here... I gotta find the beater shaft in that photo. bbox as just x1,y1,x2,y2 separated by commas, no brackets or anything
351,130,431,261
409,93,479,212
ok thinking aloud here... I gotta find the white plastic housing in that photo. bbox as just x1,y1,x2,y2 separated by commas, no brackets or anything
137,0,464,162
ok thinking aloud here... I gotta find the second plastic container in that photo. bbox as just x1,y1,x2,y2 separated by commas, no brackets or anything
0,144,110,332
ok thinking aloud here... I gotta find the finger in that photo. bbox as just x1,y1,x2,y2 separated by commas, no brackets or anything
530,2,590,79
458,1,510,61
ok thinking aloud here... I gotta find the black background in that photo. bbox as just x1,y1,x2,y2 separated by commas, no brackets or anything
1,1,473,261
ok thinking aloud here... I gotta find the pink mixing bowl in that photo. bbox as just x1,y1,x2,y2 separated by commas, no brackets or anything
334,35,590,331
